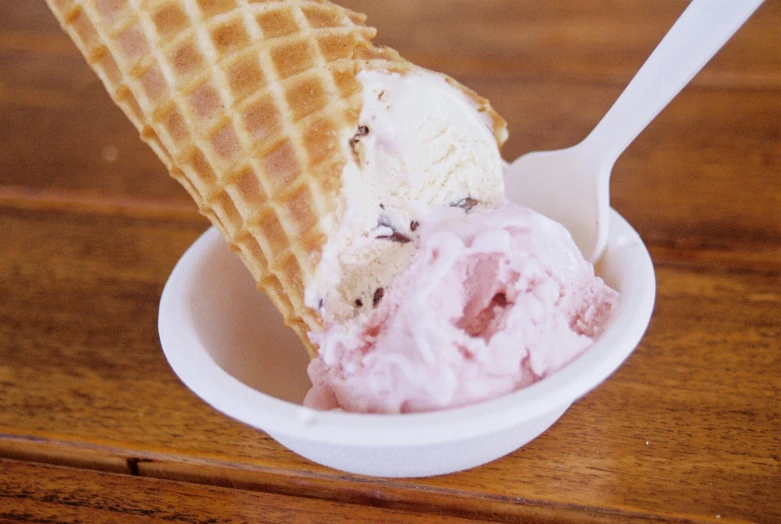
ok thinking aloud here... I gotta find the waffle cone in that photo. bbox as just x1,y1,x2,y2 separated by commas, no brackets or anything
46,0,508,357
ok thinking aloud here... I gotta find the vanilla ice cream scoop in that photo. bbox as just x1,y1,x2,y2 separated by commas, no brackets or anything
305,204,618,414
307,70,507,323
356,71,506,208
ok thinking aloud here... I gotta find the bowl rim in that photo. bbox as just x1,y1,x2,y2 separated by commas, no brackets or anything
159,209,655,447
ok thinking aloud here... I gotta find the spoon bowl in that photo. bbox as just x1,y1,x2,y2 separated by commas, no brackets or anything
505,145,610,263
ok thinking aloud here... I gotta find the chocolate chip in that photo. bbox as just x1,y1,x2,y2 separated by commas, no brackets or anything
355,298,363,307
410,220,420,232
318,298,324,310
451,197,479,212
378,231,412,244
379,203,385,210
349,125,370,150
373,288,385,307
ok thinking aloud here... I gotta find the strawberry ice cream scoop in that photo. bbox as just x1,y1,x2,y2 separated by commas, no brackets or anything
305,203,619,414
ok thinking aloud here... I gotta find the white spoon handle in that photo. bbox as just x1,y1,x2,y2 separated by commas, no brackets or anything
583,0,764,165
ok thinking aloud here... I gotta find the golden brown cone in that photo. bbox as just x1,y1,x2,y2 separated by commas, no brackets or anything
45,0,507,357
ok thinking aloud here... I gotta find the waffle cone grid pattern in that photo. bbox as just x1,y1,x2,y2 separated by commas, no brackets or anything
46,0,416,355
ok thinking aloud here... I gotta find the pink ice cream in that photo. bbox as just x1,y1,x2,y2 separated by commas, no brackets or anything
304,203,618,414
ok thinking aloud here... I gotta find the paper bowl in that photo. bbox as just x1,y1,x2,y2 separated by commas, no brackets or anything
159,206,655,478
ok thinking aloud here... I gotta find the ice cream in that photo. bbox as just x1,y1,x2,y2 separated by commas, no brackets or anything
304,73,618,414
305,70,508,323
305,204,618,413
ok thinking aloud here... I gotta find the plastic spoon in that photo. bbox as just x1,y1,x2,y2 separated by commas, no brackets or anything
505,0,764,262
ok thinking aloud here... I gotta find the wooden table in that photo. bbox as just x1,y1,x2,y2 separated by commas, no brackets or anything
2,1,779,522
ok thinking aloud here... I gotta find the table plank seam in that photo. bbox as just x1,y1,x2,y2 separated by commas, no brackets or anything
0,435,721,524
0,185,202,224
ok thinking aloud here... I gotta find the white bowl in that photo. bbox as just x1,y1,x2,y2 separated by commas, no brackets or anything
159,205,655,478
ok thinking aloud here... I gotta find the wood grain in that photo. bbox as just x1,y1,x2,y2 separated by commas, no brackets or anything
1,1,780,522
0,50,184,203
4,1,780,85
1,210,778,523
343,0,781,87
0,459,487,523
1,1,778,269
